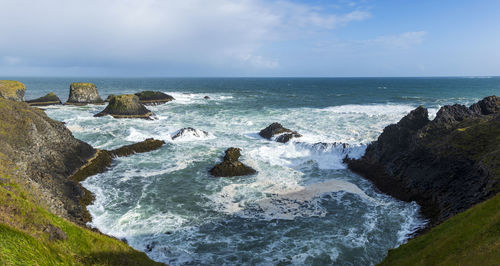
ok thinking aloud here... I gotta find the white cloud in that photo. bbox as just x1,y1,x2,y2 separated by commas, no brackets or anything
0,0,370,75
363,31,428,49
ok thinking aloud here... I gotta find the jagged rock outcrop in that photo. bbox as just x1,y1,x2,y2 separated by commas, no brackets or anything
26,92,62,106
172,127,209,140
135,91,174,105
259,122,302,143
209,148,256,177
347,96,500,226
0,80,25,101
94,94,153,119
65,82,104,105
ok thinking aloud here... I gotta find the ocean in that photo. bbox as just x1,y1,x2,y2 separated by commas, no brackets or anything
16,77,500,265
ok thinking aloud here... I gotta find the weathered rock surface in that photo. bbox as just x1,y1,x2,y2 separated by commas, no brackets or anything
104,94,115,102
0,97,96,225
26,92,62,106
209,148,256,177
135,91,174,105
94,94,153,119
0,80,25,101
346,96,500,227
66,82,104,105
172,127,209,140
259,122,302,143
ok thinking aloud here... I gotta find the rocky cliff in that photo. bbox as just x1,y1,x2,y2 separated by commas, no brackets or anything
347,96,500,226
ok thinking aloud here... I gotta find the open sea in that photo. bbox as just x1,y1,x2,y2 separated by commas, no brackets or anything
14,77,500,265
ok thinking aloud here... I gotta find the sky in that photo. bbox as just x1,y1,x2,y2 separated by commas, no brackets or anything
1,0,500,77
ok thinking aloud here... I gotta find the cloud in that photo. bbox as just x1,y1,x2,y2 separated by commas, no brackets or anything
0,0,370,75
363,31,428,49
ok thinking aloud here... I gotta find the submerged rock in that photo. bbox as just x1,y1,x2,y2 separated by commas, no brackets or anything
0,80,25,101
135,91,174,105
66,82,104,105
104,94,115,102
172,127,209,140
259,122,302,143
209,148,256,177
204,96,210,99
347,95,500,227
26,92,62,106
94,94,153,119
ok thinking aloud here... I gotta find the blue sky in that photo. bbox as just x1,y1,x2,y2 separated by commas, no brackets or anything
1,0,499,77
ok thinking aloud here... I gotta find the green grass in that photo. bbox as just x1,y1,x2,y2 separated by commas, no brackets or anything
0,80,25,100
380,192,500,266
0,169,163,265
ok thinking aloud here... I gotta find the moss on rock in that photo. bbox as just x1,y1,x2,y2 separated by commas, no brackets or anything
66,82,104,105
0,80,26,101
26,92,62,106
135,91,174,105
95,94,153,119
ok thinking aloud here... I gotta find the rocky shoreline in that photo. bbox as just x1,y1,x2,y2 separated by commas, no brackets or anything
346,96,500,228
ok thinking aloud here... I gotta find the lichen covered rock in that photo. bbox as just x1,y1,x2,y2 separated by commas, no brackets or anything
94,94,153,119
135,91,174,105
104,94,115,102
209,148,256,177
0,80,26,101
66,82,104,105
26,92,62,106
259,122,302,143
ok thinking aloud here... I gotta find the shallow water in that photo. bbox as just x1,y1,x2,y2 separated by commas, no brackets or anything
15,77,500,265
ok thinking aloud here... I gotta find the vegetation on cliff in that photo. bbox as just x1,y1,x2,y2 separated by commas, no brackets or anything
0,80,26,101
380,192,500,265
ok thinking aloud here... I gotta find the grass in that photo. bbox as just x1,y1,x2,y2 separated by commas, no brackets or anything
0,171,163,265
380,192,500,266
0,80,25,100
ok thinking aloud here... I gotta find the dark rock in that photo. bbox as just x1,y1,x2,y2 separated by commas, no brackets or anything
95,94,153,119
469,95,500,115
204,96,210,99
26,92,62,106
209,148,257,177
259,123,302,143
111,138,165,157
346,96,500,228
65,82,104,105
104,94,115,102
44,224,67,241
135,91,174,105
172,127,209,140
0,80,25,101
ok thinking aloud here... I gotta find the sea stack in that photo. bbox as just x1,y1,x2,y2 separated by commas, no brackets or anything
135,91,175,105
26,92,62,106
94,94,153,119
209,148,256,177
0,80,26,101
66,82,104,105
259,122,302,143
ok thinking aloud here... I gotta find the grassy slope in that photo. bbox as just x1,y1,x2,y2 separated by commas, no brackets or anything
0,169,162,265
381,192,500,266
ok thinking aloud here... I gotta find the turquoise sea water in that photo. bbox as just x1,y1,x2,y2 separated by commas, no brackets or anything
13,77,500,265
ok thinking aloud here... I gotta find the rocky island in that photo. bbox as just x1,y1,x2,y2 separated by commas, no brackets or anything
95,94,153,119
65,82,104,105
26,92,62,106
209,148,257,177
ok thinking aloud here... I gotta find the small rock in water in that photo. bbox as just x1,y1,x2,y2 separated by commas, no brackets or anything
172,127,209,140
135,90,174,105
259,122,301,143
26,92,62,106
209,147,257,177
94,94,153,119
204,96,210,99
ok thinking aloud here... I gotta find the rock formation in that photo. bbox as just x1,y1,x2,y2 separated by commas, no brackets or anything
346,96,500,226
209,148,257,177
94,94,153,119
259,122,302,143
104,94,115,102
26,92,62,106
135,91,174,105
65,82,104,105
172,127,209,140
0,80,25,101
